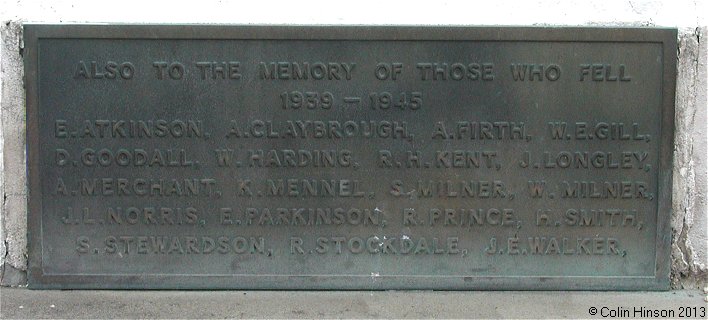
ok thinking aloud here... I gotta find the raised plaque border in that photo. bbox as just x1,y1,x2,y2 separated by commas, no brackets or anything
24,25,677,290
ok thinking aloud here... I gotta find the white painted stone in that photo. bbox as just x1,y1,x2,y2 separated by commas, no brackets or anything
682,26,707,286
672,26,708,288
694,27,708,273
0,0,706,288
1,20,27,280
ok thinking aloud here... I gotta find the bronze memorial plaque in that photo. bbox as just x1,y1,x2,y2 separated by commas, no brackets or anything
25,25,677,290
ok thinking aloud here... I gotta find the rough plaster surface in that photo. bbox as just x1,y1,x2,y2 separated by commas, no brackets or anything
672,27,708,289
0,0,706,288
0,20,27,284
694,28,708,272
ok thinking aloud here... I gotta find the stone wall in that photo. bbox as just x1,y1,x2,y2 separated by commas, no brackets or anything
1,0,706,288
